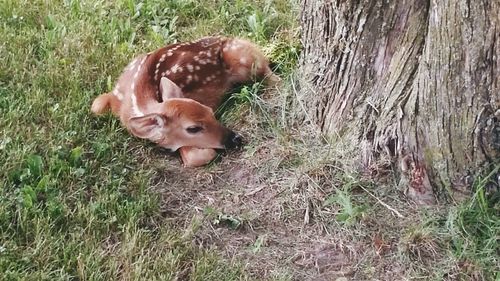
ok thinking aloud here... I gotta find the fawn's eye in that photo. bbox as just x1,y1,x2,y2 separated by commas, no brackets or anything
186,126,204,134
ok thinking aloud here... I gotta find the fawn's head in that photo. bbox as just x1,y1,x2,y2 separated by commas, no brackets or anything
128,77,242,151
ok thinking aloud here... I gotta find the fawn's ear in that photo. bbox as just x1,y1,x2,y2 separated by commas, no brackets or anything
160,77,183,100
128,113,169,141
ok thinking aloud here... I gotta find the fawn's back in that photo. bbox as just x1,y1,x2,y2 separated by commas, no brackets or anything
110,36,273,116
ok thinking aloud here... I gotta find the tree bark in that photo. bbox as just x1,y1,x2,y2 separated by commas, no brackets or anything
299,0,499,203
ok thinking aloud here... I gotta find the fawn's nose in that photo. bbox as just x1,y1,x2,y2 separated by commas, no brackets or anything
225,131,243,149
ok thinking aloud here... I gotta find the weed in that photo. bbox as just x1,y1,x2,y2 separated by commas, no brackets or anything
323,189,366,225
250,235,267,254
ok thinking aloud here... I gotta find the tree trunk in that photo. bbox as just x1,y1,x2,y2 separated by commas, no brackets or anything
299,0,499,203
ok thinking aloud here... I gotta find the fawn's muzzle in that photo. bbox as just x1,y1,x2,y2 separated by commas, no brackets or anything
224,131,243,149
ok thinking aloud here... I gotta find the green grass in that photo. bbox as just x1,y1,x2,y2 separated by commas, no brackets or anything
0,0,297,279
1,0,498,280
439,167,500,280
417,168,499,280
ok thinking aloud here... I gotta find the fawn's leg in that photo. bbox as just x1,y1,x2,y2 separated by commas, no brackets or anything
91,93,121,116
179,146,218,167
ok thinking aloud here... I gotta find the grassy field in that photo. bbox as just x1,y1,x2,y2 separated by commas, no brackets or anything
0,0,498,280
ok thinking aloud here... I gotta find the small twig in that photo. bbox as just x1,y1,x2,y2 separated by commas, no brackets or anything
359,185,405,218
303,200,310,225
244,185,266,197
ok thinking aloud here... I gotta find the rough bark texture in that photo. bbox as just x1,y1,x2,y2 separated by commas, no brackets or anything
299,0,499,203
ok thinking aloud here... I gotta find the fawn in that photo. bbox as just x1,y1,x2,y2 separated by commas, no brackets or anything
91,36,276,167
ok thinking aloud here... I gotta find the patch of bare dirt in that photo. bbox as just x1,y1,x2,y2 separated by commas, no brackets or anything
144,103,445,280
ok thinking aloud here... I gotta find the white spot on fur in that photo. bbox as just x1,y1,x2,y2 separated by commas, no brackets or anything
126,58,139,70
187,64,194,72
159,53,167,62
130,93,144,116
186,75,192,83
171,64,180,73
134,56,146,79
239,57,247,64
130,56,147,117
154,62,161,80
112,89,123,101
194,65,201,71
138,56,147,67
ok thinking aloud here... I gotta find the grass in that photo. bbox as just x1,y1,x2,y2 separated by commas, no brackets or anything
0,0,498,280
0,0,297,280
